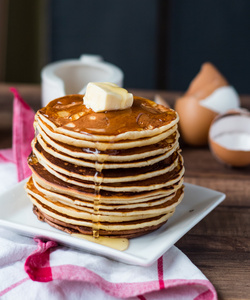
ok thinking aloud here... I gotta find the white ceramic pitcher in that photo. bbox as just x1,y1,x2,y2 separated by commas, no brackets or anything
41,54,124,107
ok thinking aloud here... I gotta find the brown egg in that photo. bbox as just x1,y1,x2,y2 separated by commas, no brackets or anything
175,62,239,146
209,109,250,167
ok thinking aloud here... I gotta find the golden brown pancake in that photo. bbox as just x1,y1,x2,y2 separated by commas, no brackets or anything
36,95,179,142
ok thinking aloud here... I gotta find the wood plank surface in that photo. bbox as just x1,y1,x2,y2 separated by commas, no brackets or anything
0,84,250,299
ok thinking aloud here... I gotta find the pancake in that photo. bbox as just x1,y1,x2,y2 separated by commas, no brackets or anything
28,176,181,211
33,139,180,183
26,91,185,239
28,154,184,193
36,95,179,142
36,118,178,150
31,174,184,204
35,133,180,169
32,206,174,238
36,125,179,162
26,179,184,221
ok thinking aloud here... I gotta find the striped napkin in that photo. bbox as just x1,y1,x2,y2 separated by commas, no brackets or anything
0,89,217,300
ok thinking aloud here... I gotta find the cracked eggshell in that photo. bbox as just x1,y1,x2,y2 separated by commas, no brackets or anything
209,109,250,167
175,95,217,146
175,63,240,146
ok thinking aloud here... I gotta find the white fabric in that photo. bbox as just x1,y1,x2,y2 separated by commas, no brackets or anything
0,162,17,194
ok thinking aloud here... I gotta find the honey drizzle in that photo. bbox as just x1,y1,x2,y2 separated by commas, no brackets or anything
92,161,104,238
39,96,177,136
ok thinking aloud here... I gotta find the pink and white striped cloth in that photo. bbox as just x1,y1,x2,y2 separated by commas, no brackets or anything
0,90,217,300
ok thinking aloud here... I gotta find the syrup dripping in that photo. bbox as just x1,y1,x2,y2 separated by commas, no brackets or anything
92,161,104,238
71,233,129,251
90,158,129,251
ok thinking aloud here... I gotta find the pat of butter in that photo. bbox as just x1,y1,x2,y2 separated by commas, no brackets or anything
83,82,133,112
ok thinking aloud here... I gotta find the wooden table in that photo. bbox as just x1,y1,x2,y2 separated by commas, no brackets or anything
1,83,250,300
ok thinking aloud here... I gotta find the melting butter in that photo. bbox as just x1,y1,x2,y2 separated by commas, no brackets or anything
83,82,133,112
71,233,129,251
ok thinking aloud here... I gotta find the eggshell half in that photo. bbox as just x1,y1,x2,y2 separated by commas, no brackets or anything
209,109,250,167
175,96,217,146
175,62,239,146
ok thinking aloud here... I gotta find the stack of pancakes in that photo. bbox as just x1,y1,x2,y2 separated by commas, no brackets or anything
25,94,185,238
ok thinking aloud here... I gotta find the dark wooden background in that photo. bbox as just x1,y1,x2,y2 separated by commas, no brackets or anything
3,0,250,94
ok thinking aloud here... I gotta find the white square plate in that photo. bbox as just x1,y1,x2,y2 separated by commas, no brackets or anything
0,180,225,266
